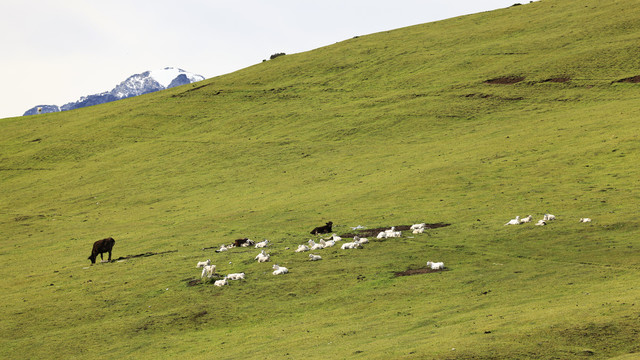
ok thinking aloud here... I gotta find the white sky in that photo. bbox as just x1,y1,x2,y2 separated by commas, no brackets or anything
0,0,521,119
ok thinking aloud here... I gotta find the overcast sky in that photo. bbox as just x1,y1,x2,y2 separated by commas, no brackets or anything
0,0,521,119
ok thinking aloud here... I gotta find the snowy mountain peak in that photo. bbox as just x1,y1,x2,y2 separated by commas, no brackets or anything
24,67,205,115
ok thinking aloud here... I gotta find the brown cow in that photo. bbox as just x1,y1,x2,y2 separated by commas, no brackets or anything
88,237,115,264
310,221,333,235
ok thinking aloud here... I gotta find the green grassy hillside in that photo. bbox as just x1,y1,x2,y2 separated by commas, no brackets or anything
2,0,640,358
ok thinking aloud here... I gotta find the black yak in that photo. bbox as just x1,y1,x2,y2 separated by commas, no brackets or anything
88,237,115,264
310,221,333,235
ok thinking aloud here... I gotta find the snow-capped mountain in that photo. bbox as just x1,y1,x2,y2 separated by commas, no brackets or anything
24,67,205,115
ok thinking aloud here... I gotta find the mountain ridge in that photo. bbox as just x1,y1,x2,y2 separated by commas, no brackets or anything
23,67,204,115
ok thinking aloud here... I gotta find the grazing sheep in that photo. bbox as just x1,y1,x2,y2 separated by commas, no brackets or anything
196,259,211,268
579,218,592,223
535,220,547,226
520,215,533,224
543,214,556,221
505,216,521,225
214,276,228,287
427,261,445,270
295,244,310,252
255,239,270,248
309,254,322,261
310,221,333,235
201,264,216,279
272,264,288,275
226,272,245,280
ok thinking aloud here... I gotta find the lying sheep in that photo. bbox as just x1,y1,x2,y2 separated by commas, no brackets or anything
309,254,322,261
579,218,592,223
535,219,547,226
543,214,556,221
505,216,521,225
426,261,445,270
214,276,228,287
341,241,361,249
196,259,211,268
201,264,216,279
412,227,424,234
226,272,245,280
255,250,270,263
272,264,288,275
295,244,310,253
410,223,426,230
309,240,324,250
215,245,229,253
255,239,270,248
322,239,336,247
520,215,533,224
355,236,368,244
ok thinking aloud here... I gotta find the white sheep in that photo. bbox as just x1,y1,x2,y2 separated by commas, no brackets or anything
241,239,255,247
322,239,336,247
579,218,592,223
309,254,322,261
255,239,269,248
201,264,216,279
410,223,426,230
216,244,229,253
385,227,402,238
505,216,521,225
376,231,388,239
535,219,547,226
310,240,325,250
520,215,533,224
295,244,310,252
272,264,288,275
226,272,245,280
331,234,342,242
255,250,270,263
426,261,445,270
196,259,211,268
355,236,368,244
412,227,424,234
214,276,228,287
543,214,556,221
341,241,360,249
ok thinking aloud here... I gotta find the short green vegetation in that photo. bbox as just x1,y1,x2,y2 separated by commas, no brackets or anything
2,0,640,358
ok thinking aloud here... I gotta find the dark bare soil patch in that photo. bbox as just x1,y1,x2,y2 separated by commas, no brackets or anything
541,76,571,83
615,75,640,83
112,250,177,261
394,267,448,277
186,279,202,286
484,76,525,84
340,223,450,238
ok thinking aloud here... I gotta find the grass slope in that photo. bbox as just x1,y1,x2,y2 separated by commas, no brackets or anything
2,0,640,358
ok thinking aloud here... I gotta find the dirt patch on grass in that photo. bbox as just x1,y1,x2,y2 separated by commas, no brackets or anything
615,75,640,83
484,76,525,84
394,267,448,277
112,250,177,261
340,223,450,238
541,76,571,83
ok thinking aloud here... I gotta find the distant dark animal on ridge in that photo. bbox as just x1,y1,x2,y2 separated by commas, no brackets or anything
310,221,333,235
88,237,115,264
